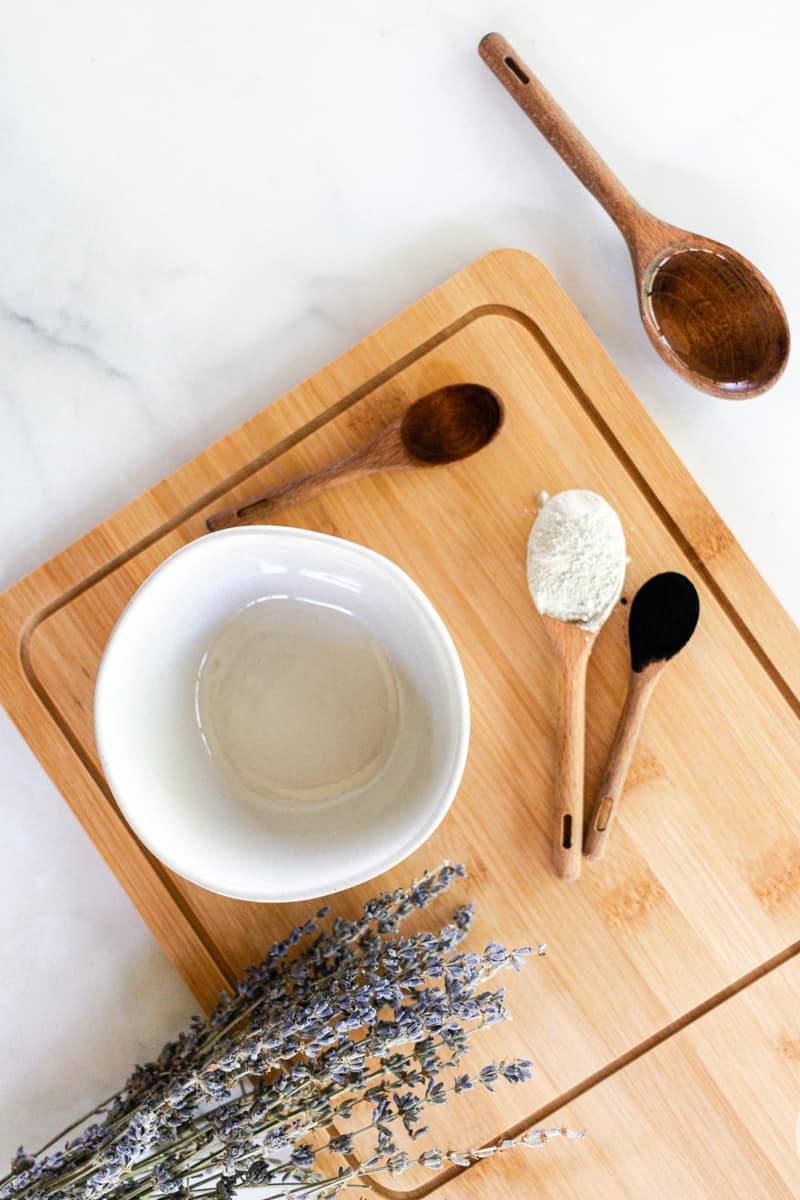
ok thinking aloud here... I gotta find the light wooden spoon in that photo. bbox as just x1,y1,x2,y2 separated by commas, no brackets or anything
584,572,700,861
207,384,503,530
479,33,790,399
539,615,597,881
527,490,626,881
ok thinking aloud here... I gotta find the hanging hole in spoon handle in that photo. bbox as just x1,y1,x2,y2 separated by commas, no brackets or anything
551,639,590,881
206,465,360,530
478,32,643,241
584,664,663,861
503,55,530,86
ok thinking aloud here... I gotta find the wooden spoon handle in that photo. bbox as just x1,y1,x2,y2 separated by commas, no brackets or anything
552,645,590,881
479,33,641,243
207,450,383,531
584,664,662,861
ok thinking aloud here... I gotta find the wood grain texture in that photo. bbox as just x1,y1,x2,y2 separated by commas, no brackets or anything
584,660,663,861
205,427,410,529
0,249,799,1195
431,954,800,1198
478,33,790,398
540,615,595,880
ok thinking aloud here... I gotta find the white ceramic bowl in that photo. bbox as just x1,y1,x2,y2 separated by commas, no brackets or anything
94,527,469,902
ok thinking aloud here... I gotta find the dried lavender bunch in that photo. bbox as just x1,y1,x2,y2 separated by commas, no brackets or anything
1,864,582,1200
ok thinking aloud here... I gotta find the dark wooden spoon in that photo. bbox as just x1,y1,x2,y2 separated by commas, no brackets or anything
479,33,790,399
584,572,700,861
206,384,503,530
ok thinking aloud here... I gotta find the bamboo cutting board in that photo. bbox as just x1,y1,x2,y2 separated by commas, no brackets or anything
1,250,799,1195
437,954,800,1198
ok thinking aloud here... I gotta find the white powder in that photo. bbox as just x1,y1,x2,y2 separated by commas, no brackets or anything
527,490,626,631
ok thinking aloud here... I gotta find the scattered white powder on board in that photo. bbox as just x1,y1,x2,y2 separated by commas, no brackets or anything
527,490,626,631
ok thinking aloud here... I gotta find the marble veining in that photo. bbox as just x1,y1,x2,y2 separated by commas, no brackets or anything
0,302,134,382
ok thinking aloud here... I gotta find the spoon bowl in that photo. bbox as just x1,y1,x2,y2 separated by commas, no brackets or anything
636,232,790,398
400,383,504,464
584,572,700,861
480,33,790,399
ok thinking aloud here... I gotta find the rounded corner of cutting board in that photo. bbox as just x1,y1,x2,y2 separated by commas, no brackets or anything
454,247,586,345
469,245,552,285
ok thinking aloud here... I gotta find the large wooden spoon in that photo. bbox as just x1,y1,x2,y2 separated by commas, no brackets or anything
479,33,790,399
584,572,700,861
207,384,503,530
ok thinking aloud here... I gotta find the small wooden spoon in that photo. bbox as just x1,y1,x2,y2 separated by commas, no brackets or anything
528,490,626,881
584,572,700,861
479,33,790,399
206,384,503,530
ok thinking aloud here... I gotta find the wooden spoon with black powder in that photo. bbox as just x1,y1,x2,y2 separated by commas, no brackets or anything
584,572,700,861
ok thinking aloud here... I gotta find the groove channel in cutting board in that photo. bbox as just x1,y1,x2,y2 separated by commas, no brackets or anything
1,252,799,1196
432,951,800,1199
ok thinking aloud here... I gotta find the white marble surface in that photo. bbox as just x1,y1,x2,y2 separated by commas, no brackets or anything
1,0,797,1159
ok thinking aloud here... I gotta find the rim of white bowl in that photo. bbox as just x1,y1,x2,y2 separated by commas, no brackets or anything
94,526,470,902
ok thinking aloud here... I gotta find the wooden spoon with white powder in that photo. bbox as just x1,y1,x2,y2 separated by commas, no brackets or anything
527,490,626,880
